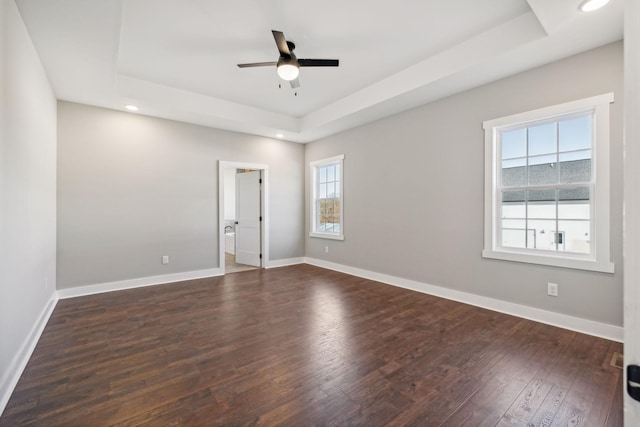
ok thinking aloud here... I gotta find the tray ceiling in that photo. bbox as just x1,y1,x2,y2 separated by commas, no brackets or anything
16,0,623,142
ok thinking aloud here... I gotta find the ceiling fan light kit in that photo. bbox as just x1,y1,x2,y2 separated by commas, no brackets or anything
277,62,299,81
238,30,339,89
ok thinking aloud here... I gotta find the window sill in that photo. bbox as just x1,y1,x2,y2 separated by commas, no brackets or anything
482,249,614,273
309,232,344,241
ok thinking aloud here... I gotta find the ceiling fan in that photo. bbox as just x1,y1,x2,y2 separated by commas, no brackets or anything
237,30,339,89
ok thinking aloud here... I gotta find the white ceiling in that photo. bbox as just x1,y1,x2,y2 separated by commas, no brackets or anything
16,0,623,143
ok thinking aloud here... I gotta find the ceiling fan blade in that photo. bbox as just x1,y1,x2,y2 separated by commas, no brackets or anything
272,30,291,56
237,62,278,68
298,59,339,67
290,78,300,89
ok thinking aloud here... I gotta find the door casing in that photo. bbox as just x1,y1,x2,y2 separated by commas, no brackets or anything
624,0,640,423
218,161,269,274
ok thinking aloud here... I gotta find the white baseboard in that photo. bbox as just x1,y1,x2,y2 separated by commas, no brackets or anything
0,294,58,417
265,257,305,269
304,257,623,342
57,268,223,299
56,259,307,299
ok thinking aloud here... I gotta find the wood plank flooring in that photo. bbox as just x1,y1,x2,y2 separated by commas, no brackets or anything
0,264,623,426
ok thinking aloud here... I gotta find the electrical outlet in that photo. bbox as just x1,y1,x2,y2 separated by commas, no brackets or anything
162,255,169,265
547,282,558,297
324,246,329,253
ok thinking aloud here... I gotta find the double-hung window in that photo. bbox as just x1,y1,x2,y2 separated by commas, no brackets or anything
310,155,344,240
482,93,614,273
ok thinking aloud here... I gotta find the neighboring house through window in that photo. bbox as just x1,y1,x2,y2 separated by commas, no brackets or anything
310,155,344,240
483,93,614,273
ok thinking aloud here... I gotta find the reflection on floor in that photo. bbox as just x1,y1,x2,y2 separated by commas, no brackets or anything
225,252,258,274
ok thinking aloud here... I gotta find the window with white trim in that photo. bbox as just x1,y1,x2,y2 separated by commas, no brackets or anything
482,93,614,273
310,155,344,240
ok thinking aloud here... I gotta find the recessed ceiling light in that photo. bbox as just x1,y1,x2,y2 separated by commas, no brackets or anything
578,0,610,12
275,133,284,138
125,104,139,111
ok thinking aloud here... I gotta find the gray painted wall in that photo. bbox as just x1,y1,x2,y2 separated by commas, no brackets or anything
305,42,623,327
0,0,57,399
57,102,304,289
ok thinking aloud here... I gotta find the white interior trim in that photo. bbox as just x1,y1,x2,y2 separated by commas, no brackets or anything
304,257,622,342
264,257,305,269
218,161,269,275
57,268,222,299
481,249,615,273
309,154,345,240
482,93,614,129
0,295,58,416
624,0,640,422
52,258,305,301
483,93,615,273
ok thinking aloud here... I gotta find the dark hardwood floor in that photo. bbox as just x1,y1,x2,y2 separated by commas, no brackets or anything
0,264,623,426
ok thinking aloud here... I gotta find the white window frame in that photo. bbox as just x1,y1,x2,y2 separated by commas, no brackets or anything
482,93,614,273
310,155,345,240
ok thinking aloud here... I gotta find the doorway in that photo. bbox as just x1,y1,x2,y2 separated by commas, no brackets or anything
218,161,269,275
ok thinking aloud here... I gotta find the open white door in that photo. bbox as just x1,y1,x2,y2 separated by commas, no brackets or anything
625,0,640,423
235,170,261,267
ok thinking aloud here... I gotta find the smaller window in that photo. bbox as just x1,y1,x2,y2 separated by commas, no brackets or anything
310,155,344,240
